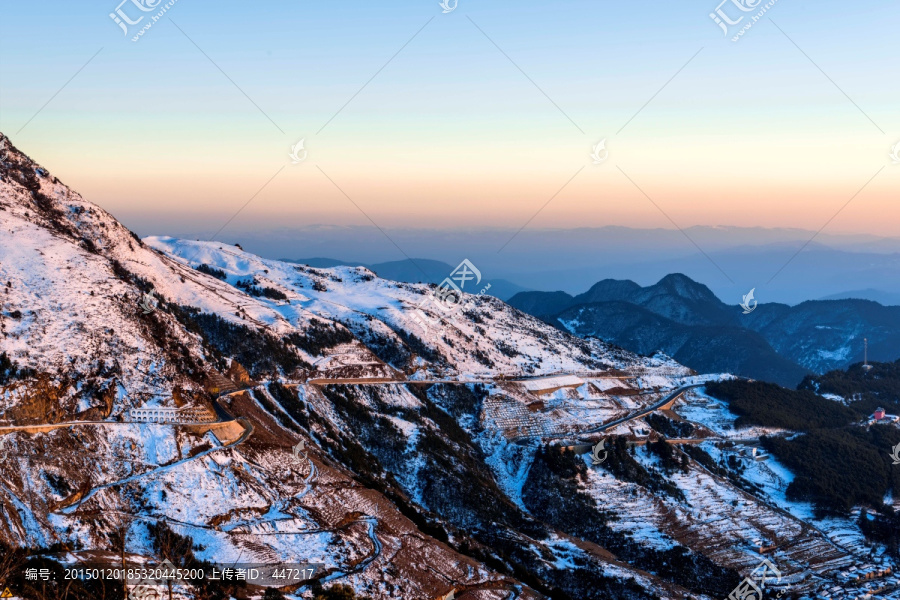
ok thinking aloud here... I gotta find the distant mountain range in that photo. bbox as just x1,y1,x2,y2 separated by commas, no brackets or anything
281,257,529,301
172,225,900,305
820,289,900,305
509,273,900,387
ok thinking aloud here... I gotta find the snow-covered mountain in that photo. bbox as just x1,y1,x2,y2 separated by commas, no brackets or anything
1,133,897,600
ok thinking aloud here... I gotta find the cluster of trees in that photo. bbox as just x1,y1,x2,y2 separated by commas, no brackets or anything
234,278,288,301
348,324,410,368
522,447,609,541
601,437,685,500
0,351,34,384
680,445,752,494
647,438,690,474
394,327,442,363
335,318,442,371
426,383,487,421
170,304,309,377
27,184,81,243
646,414,694,438
706,379,900,517
494,340,520,358
267,381,310,430
194,263,226,280
251,387,301,433
705,380,859,429
858,508,900,557
194,264,291,302
761,426,900,515
286,319,354,357
801,359,900,416
145,521,249,599
472,348,495,367
307,388,454,547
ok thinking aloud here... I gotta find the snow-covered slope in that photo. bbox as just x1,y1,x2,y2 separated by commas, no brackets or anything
144,235,636,380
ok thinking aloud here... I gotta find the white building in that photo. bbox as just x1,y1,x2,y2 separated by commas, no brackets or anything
127,406,216,424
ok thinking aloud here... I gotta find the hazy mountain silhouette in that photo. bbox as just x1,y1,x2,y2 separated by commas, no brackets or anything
820,289,900,305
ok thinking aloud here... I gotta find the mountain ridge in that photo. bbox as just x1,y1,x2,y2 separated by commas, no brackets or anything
280,257,529,301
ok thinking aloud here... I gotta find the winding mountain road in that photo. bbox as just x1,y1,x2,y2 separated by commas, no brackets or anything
582,383,705,435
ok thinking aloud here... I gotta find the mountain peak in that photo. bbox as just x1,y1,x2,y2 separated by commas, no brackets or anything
578,278,642,303
654,273,720,302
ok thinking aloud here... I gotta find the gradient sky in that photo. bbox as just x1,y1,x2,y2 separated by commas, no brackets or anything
1,0,898,240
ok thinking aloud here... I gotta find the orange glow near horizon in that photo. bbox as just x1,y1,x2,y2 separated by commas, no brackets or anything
45,132,898,237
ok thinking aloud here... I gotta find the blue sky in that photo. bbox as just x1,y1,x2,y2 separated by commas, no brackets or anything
1,0,898,241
